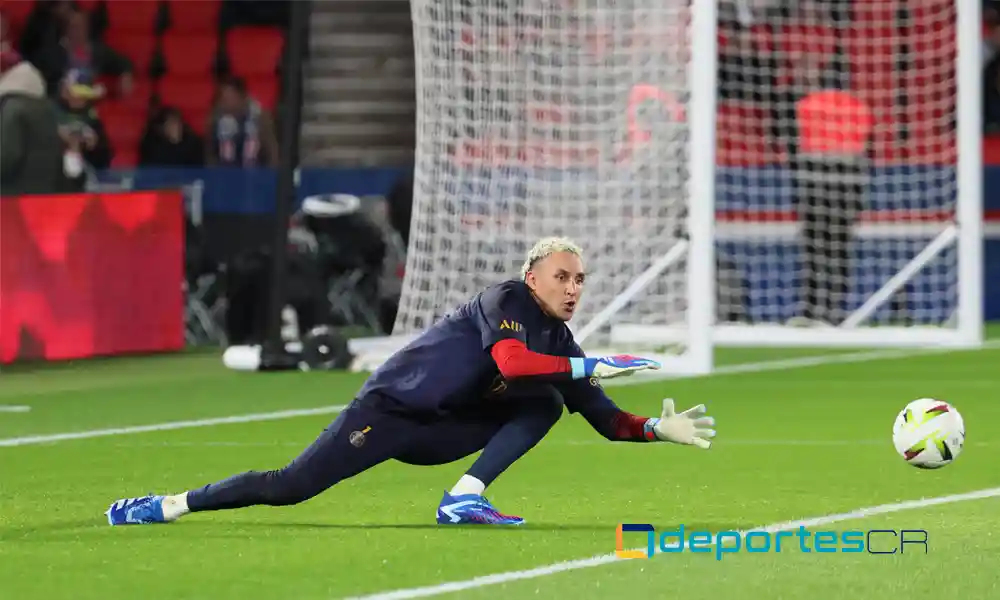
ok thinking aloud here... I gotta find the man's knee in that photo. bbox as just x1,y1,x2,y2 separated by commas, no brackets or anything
524,385,565,426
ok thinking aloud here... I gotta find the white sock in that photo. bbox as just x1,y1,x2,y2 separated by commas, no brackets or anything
161,492,190,521
449,475,486,497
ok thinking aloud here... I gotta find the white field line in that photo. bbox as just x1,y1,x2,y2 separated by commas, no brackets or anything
0,405,31,413
2,341,999,448
606,338,1000,387
0,406,346,447
345,486,1000,600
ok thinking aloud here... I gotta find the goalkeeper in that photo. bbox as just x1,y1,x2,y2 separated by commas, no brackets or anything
106,237,716,526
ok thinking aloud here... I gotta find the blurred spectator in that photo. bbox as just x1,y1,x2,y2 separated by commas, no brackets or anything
17,0,76,65
985,4,1000,131
0,10,12,53
139,107,204,167
220,0,289,29
985,2,1000,65
54,72,113,179
985,60,1000,133
0,53,73,196
717,22,774,103
206,76,279,168
33,9,132,98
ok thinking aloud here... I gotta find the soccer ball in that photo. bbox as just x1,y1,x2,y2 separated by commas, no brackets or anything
892,398,965,469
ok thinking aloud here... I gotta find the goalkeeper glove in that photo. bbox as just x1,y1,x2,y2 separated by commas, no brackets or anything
569,355,661,380
648,398,716,449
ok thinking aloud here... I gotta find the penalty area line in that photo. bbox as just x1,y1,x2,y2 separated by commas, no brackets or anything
346,486,1000,600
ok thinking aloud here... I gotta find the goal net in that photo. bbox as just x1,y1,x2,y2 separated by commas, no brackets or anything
350,0,982,373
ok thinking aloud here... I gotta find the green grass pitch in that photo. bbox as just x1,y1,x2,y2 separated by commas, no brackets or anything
2,335,1000,599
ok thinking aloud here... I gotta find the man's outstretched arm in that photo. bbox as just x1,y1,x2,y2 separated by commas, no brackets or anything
490,338,661,382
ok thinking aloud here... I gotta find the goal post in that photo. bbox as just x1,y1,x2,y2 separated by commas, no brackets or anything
348,0,983,374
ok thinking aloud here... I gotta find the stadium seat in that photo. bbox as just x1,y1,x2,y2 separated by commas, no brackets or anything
716,101,774,167
104,0,164,35
244,75,279,110
160,33,218,76
105,32,156,77
111,148,138,168
844,27,901,163
902,3,957,164
157,76,215,133
0,0,35,31
224,26,285,77
851,0,899,26
983,135,1000,165
102,109,146,151
164,0,220,34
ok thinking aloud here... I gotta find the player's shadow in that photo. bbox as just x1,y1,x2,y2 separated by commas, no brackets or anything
0,520,753,543
225,521,749,534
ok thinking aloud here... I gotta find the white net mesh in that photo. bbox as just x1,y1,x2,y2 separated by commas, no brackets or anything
714,0,958,327
395,0,964,347
398,0,694,340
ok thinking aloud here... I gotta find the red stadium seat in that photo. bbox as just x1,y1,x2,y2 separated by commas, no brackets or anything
716,101,775,167
984,135,1000,165
902,2,957,165
105,0,162,34
111,149,139,168
160,33,217,76
225,26,284,77
157,75,215,132
105,32,156,76
0,0,35,30
102,109,146,152
244,75,279,110
845,27,901,164
164,0,220,34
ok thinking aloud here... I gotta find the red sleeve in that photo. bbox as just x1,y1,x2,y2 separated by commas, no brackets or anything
610,411,657,441
491,339,572,380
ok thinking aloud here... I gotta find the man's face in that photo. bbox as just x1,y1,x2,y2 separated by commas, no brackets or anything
525,251,585,321
65,12,87,45
163,115,183,142
218,85,244,115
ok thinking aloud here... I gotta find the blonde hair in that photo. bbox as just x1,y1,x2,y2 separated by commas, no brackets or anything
520,236,583,280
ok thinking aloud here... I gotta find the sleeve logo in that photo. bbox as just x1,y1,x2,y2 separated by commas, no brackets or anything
499,319,523,332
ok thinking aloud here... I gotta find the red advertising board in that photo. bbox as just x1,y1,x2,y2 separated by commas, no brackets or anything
0,191,185,363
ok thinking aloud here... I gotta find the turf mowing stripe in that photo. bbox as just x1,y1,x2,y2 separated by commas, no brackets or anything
0,406,347,447
2,342,998,448
347,486,1000,600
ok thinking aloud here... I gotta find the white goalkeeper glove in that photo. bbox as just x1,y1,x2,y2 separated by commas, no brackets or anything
650,398,716,449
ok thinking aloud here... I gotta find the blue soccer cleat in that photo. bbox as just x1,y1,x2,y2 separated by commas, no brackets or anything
436,491,524,525
105,495,167,525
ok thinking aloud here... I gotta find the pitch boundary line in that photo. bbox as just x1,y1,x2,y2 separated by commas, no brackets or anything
2,341,998,448
345,486,1000,600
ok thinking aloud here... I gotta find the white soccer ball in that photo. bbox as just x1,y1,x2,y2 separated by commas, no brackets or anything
892,398,965,469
